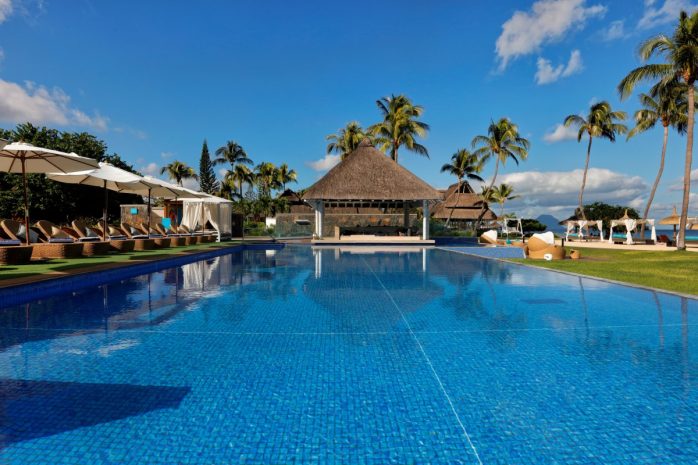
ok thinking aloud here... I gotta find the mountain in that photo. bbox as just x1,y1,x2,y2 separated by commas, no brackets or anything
536,214,564,232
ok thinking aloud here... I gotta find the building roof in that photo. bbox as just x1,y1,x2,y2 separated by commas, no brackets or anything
431,182,496,220
303,139,442,202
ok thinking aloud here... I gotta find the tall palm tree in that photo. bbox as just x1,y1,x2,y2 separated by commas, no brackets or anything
563,101,627,220
255,162,278,197
276,163,298,191
471,118,530,228
228,164,255,198
215,140,252,168
160,161,198,186
490,183,519,218
218,178,240,201
627,83,689,237
326,122,370,159
440,149,484,226
618,10,698,249
369,94,429,163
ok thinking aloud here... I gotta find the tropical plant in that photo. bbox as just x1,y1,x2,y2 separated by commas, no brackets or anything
227,164,255,198
490,183,519,217
617,10,698,249
255,162,279,197
160,161,198,187
440,149,484,226
627,82,689,236
369,94,429,163
214,140,252,168
563,101,627,221
326,122,371,159
198,139,219,194
276,163,297,191
471,118,530,228
218,178,240,201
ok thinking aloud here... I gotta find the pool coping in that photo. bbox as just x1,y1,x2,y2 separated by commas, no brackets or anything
0,242,283,308
438,246,698,301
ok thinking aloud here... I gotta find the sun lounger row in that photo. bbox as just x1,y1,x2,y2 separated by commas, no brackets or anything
0,219,217,264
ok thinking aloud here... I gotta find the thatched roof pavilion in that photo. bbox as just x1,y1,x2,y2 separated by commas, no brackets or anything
432,182,496,221
303,139,441,239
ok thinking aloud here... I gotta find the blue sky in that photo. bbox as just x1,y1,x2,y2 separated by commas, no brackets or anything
1,0,697,218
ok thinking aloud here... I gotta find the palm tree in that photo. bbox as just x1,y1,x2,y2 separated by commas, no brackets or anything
218,178,240,201
369,94,429,163
490,183,519,218
618,10,698,249
326,122,370,159
255,162,278,197
276,163,297,191
228,164,255,198
471,118,530,228
563,101,627,220
440,149,484,226
627,83,689,237
160,161,198,186
215,140,252,168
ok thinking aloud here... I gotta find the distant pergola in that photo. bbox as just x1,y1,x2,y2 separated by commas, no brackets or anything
302,139,442,240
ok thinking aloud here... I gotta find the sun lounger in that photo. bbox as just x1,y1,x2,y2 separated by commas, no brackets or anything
526,232,565,260
66,221,111,256
119,223,156,251
134,224,171,248
1,219,83,259
177,225,204,244
0,222,33,265
92,225,135,252
153,224,186,246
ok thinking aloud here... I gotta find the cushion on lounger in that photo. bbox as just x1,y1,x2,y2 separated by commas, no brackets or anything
84,227,99,238
0,239,20,246
48,238,74,243
16,224,39,243
49,226,71,239
531,231,555,245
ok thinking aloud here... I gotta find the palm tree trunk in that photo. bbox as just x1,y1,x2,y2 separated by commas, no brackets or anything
475,158,500,230
578,135,592,221
446,178,461,227
677,84,694,250
641,124,669,238
392,140,398,163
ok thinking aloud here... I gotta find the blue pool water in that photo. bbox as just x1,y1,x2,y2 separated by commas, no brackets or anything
0,245,696,464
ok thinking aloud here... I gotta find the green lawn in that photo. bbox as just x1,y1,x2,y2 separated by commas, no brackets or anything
0,242,242,283
510,247,698,296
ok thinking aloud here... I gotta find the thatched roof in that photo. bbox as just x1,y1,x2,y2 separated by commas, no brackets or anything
303,139,442,201
432,183,496,220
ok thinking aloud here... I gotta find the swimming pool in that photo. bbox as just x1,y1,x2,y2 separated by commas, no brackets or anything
0,245,695,464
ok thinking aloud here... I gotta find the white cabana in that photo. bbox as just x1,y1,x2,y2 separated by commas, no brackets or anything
179,193,234,241
608,210,656,245
564,219,604,241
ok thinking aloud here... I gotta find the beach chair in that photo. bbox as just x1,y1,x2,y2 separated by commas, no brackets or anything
119,222,156,251
3,219,83,259
91,224,135,252
133,223,171,248
153,223,186,246
67,221,112,256
0,221,33,265
177,225,205,244
526,232,565,260
479,230,504,246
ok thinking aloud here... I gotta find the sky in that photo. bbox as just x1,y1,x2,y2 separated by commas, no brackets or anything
1,0,698,219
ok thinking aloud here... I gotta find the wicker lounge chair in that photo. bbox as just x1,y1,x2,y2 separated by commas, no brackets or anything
67,221,111,256
92,225,136,252
134,224,171,248
153,223,185,246
120,222,156,251
0,223,32,265
177,225,204,244
1,219,83,259
526,232,565,260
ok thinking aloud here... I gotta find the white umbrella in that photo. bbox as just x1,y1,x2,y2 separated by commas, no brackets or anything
47,162,174,240
138,176,207,233
0,142,99,244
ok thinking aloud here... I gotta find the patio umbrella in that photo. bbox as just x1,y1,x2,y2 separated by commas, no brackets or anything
0,142,99,244
659,206,681,240
47,163,175,240
142,176,209,232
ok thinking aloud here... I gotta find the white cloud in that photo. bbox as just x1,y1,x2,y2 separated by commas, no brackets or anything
217,168,228,178
307,154,340,172
0,0,13,23
182,177,200,191
0,47,4,64
602,20,627,40
543,123,580,142
494,168,647,217
535,49,583,84
140,162,160,176
639,0,698,29
0,79,108,130
160,151,173,159
495,0,606,70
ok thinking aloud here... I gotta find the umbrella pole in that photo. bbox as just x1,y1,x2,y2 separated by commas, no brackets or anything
21,157,30,246
147,188,152,234
103,180,108,241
